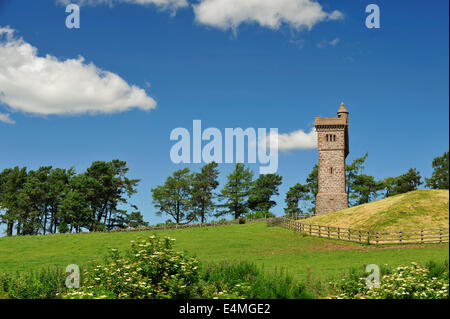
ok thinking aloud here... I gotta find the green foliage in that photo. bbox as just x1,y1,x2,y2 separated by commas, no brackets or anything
305,164,318,213
218,163,254,219
345,153,385,206
346,152,368,197
127,211,149,229
284,183,311,218
200,261,311,299
0,160,142,236
426,151,449,190
0,268,66,299
84,159,140,231
384,168,423,197
350,174,384,205
63,236,201,299
0,166,34,236
248,173,283,213
330,261,449,299
151,168,194,224
190,162,220,223
1,259,447,299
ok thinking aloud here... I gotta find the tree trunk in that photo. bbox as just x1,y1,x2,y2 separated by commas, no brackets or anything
6,221,13,237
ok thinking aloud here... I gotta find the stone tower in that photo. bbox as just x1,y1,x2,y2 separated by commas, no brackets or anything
314,102,349,215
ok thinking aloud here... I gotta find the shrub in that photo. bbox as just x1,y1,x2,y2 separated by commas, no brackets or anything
199,261,312,299
0,268,66,299
62,236,201,299
330,262,449,299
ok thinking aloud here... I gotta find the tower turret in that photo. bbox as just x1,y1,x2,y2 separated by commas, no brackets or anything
337,102,349,123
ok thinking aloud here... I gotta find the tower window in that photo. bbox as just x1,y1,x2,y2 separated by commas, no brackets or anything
330,167,333,174
333,135,336,141
326,134,328,142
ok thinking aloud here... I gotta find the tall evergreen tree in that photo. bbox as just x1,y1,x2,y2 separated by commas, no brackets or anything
0,167,27,236
218,163,253,219
84,159,140,231
59,176,92,233
345,153,368,206
248,173,282,213
284,183,311,218
190,162,220,223
425,151,449,190
305,164,318,213
151,168,194,224
350,174,384,205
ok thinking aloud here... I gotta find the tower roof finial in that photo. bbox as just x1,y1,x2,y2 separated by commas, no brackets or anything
338,102,348,114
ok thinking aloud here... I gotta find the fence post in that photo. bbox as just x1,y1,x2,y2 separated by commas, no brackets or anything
367,231,370,245
399,231,402,244
440,228,443,243
358,230,361,243
348,228,351,241
318,225,321,237
328,226,330,238
338,227,340,240
421,229,424,243
309,224,312,236
376,232,379,244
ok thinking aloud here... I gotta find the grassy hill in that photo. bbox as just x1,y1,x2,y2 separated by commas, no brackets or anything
0,221,448,281
304,190,449,231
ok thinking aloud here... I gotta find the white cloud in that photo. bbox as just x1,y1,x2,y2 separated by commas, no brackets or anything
193,0,343,33
263,127,317,151
317,37,340,48
0,113,15,124
329,38,340,46
0,27,156,122
57,0,188,12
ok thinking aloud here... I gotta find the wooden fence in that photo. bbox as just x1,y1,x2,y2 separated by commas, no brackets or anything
280,218,449,245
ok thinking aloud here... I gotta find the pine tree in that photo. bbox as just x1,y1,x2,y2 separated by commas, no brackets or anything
218,163,253,219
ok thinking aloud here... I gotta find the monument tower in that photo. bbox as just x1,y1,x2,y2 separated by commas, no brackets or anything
314,102,349,215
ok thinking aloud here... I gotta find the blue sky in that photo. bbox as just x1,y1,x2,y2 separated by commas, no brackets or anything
0,0,448,226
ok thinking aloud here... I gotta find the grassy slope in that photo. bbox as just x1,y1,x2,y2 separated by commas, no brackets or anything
0,222,448,281
304,190,449,231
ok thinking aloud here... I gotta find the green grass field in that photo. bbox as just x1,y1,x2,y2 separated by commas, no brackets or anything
0,222,448,281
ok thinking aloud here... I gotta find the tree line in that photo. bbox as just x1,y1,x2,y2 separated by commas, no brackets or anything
1,151,448,235
151,162,283,224
0,160,147,236
152,151,449,223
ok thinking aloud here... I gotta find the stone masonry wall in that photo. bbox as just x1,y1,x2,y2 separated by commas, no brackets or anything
315,121,348,215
